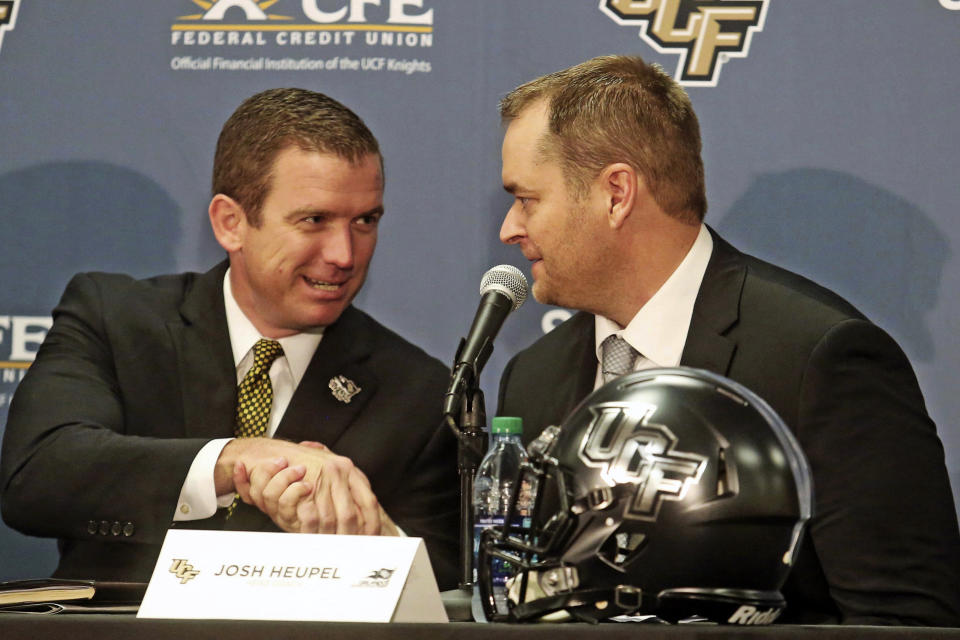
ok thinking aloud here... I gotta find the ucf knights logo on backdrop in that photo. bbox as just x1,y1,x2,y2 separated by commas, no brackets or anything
600,0,768,86
0,0,20,55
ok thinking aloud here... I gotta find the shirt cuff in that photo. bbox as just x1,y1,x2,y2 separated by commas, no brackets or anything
173,438,234,521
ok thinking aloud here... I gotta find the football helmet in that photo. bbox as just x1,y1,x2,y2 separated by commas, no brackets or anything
478,367,812,624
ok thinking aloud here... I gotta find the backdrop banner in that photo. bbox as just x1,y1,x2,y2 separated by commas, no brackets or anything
1,0,958,579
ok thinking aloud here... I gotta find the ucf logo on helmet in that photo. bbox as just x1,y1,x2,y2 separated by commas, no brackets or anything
600,0,768,86
578,403,707,521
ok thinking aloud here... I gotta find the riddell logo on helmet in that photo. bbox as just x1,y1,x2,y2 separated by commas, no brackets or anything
727,605,781,625
600,0,768,86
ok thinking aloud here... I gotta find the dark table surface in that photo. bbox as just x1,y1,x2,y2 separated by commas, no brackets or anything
1,614,959,640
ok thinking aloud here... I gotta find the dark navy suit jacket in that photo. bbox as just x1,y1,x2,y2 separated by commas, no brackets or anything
1,261,459,589
498,230,960,626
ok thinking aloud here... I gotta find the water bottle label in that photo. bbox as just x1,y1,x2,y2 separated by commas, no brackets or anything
473,516,531,589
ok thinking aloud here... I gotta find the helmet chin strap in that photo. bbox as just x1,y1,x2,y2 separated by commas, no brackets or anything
506,566,649,623
508,585,653,623
506,573,787,625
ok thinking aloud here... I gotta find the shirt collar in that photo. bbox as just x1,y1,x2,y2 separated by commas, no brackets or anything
223,269,324,385
595,223,713,367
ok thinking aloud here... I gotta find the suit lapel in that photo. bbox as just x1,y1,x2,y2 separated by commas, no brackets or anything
531,311,596,429
222,308,379,534
680,228,744,376
564,312,599,416
168,261,237,440
275,306,377,447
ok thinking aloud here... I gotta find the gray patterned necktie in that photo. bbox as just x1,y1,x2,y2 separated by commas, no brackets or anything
601,334,639,383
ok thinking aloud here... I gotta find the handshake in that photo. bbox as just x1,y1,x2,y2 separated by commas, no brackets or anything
214,437,399,537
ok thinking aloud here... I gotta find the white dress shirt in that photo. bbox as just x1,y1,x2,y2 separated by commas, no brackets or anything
593,224,713,389
173,270,323,521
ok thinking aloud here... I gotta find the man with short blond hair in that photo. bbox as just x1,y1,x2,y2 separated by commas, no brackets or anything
496,55,960,625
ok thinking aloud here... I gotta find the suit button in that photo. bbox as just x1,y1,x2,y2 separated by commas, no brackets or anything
87,521,98,535
122,522,135,537
110,521,122,536
98,520,110,536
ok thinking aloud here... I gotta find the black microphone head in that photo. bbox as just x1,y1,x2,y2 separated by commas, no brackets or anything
480,264,528,312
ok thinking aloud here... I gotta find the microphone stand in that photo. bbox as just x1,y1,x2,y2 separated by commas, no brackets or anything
440,345,490,621
457,382,487,588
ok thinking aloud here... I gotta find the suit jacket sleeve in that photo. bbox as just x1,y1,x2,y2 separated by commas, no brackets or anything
795,318,960,626
383,411,459,590
1,273,209,546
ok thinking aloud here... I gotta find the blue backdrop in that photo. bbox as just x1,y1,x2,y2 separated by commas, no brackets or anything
1,0,958,579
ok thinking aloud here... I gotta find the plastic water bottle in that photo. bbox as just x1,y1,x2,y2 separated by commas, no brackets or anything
472,416,533,619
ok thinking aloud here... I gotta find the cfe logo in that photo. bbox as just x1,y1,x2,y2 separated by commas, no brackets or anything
172,0,435,48
176,0,433,25
0,0,20,55
600,0,768,87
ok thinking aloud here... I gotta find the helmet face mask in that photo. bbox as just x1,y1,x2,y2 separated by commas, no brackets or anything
478,367,812,624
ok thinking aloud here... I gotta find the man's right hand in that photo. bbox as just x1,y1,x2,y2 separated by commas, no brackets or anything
214,438,381,535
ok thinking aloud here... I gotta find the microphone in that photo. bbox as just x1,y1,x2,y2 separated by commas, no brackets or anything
443,265,528,419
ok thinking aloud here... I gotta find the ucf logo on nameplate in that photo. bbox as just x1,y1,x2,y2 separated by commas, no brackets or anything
137,529,447,622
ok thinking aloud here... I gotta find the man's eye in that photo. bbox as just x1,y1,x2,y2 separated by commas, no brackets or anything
356,214,381,227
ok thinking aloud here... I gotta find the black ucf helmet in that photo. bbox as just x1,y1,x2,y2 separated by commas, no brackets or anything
478,367,812,624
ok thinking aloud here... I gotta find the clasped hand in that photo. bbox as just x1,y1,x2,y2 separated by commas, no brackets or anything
219,438,398,536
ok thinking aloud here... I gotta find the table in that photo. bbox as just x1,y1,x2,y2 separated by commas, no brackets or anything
1,615,959,640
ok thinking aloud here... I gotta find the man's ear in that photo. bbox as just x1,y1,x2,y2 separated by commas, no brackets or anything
600,163,638,229
208,194,246,252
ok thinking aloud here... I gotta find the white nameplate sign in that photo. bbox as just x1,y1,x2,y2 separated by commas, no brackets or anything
137,530,447,623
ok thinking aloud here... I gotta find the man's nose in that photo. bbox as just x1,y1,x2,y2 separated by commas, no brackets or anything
323,226,354,269
499,203,525,245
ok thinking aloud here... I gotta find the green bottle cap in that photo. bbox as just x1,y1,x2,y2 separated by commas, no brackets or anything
491,416,523,435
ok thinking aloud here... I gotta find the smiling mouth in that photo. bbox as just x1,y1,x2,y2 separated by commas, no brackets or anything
303,276,345,291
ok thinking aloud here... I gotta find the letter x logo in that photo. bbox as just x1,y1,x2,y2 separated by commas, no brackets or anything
579,403,707,521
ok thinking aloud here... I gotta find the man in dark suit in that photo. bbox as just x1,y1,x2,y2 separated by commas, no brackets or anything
495,56,960,625
0,88,458,589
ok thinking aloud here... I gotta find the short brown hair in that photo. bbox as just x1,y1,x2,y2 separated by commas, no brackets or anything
500,55,706,222
213,88,381,225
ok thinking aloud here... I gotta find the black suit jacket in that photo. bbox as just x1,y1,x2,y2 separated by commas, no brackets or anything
498,230,960,626
1,262,459,589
